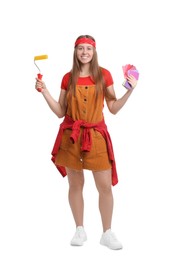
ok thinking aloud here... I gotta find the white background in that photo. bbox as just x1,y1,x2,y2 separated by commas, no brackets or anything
0,0,178,259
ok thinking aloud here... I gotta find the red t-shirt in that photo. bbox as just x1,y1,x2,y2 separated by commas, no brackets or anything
61,67,113,90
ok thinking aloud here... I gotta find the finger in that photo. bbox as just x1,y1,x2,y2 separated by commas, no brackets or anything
35,80,42,86
35,82,42,89
127,79,137,88
127,75,135,80
35,78,43,83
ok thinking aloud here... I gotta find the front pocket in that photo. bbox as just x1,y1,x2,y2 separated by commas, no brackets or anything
60,129,73,150
93,130,107,154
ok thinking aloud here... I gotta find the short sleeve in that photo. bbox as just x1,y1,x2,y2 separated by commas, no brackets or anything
61,72,71,90
101,68,114,87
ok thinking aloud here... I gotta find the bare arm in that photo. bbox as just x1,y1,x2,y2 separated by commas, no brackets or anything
35,78,67,118
106,75,137,115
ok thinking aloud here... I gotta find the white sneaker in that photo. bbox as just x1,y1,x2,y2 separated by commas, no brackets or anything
100,229,123,250
70,226,87,246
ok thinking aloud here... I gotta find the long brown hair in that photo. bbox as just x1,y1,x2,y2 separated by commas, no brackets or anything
67,35,106,98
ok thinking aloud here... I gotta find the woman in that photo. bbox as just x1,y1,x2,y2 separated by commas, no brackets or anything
35,35,138,250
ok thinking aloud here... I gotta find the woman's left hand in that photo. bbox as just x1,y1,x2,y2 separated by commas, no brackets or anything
126,75,138,89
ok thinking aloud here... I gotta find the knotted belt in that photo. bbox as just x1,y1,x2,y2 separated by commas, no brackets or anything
51,115,118,186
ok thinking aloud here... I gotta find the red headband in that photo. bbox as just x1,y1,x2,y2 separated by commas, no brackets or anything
75,37,96,48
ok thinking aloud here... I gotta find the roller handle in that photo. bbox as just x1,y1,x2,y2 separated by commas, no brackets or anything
37,73,43,92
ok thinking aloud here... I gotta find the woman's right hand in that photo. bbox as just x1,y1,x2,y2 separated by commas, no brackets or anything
35,78,46,93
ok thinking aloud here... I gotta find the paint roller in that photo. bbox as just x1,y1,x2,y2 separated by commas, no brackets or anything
34,54,48,92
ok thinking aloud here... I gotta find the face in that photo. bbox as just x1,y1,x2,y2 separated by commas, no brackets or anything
76,44,94,64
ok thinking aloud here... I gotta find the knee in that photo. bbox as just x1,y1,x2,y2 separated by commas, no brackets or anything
69,181,84,192
97,184,112,196
67,168,84,191
68,176,84,192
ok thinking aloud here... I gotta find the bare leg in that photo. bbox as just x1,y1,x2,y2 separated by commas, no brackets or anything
92,169,113,232
66,167,84,227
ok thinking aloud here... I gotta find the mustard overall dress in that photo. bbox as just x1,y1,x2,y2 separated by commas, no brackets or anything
54,79,112,171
